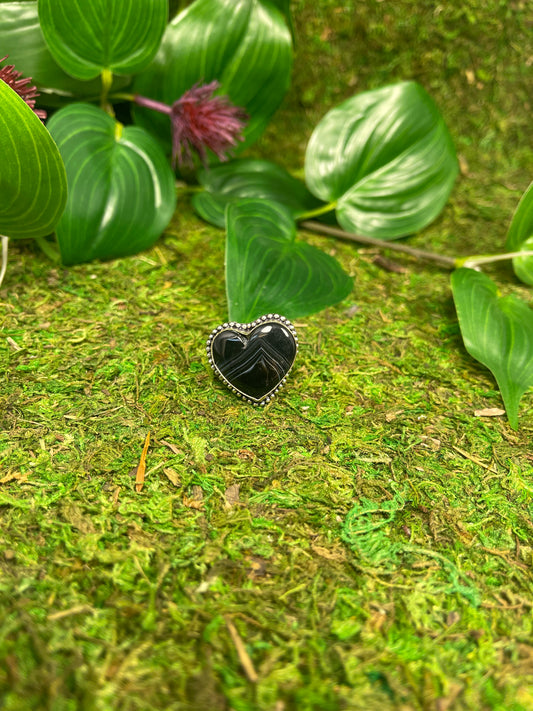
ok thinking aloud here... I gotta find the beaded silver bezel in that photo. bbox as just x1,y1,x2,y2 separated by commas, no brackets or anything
206,314,298,406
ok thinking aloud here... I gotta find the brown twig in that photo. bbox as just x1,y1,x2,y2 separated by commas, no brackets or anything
225,616,259,683
300,220,458,268
300,220,533,271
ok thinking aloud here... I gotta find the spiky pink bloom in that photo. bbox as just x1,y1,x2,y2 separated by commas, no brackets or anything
0,56,46,121
135,81,247,170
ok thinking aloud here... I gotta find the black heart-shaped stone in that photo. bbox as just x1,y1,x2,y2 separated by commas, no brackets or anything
206,315,298,405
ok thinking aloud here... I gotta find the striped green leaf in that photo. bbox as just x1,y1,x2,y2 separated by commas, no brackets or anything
225,199,353,323
38,0,168,80
269,0,294,40
504,180,533,286
192,159,323,229
46,103,176,265
305,81,458,240
0,78,67,239
133,0,292,156
0,1,129,104
451,267,533,429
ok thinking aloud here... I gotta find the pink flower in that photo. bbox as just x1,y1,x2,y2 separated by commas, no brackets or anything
135,81,247,170
0,56,46,121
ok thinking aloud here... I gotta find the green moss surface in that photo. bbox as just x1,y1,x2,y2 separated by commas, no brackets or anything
1,2,532,710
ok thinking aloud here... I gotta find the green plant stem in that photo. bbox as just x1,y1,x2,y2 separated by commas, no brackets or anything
0,235,7,289
101,69,115,116
110,93,136,103
301,221,533,272
35,237,61,264
297,202,337,220
300,220,458,268
458,251,533,268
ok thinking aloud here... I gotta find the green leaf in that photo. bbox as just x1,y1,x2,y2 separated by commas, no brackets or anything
46,103,176,265
0,1,129,103
192,159,323,228
268,0,294,41
451,267,533,429
504,180,533,286
0,78,67,239
305,81,458,240
38,0,168,80
225,199,353,322
133,0,292,156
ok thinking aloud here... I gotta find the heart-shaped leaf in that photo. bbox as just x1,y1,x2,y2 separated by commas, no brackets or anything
0,78,67,239
504,180,533,286
0,1,130,103
451,267,533,429
305,81,458,240
192,158,323,228
226,199,353,322
38,0,168,80
46,103,176,265
268,0,294,40
133,0,292,156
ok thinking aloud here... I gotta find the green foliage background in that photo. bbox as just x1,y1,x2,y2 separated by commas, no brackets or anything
1,1,532,710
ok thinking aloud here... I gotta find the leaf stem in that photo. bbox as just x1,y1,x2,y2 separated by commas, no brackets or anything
100,69,115,116
297,201,337,221
300,220,458,268
35,236,61,264
109,92,136,102
0,235,8,288
458,251,533,268
180,184,204,194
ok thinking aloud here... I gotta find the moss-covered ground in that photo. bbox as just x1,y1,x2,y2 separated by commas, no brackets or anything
1,1,533,709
